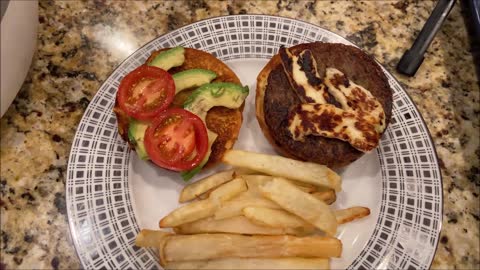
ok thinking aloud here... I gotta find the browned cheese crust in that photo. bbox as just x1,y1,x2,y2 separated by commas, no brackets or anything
256,42,392,168
114,48,244,168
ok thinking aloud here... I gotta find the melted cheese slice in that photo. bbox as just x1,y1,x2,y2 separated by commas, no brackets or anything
283,50,386,152
288,103,380,152
323,68,386,132
280,47,328,104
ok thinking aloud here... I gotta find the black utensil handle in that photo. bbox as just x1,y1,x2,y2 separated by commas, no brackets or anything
461,0,480,80
397,0,456,76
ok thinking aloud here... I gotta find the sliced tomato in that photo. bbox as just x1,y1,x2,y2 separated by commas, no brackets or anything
144,108,208,171
117,65,175,120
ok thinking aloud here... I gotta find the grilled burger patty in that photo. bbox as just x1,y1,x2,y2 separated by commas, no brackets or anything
256,42,392,168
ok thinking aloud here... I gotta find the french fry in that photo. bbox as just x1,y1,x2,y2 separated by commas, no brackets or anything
159,234,173,267
160,178,247,228
173,216,309,235
166,257,330,270
222,150,341,192
198,184,249,201
232,167,259,176
197,192,210,200
134,229,172,248
242,174,272,195
214,180,335,220
209,177,247,203
242,175,315,194
335,207,371,224
159,199,217,228
179,170,236,203
243,207,314,230
163,234,342,261
288,180,318,193
311,190,336,205
214,196,280,220
259,178,337,236
234,188,264,199
198,177,255,200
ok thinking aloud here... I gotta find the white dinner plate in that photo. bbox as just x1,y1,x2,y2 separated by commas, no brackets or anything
66,15,442,270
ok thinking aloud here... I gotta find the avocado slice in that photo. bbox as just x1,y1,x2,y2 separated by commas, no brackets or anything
173,69,217,94
128,120,149,160
148,46,185,71
182,82,249,181
184,82,249,122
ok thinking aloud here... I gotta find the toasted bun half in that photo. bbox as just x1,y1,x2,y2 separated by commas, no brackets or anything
115,48,244,168
256,42,392,168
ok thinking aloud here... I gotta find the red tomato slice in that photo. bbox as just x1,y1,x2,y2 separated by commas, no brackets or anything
144,108,208,171
117,65,175,120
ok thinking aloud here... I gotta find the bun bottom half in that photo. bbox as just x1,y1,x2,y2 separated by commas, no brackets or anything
115,48,244,169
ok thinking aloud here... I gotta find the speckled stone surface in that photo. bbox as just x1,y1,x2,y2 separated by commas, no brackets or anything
0,0,478,269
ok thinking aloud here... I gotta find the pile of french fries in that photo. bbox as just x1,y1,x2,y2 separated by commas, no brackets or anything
135,150,371,270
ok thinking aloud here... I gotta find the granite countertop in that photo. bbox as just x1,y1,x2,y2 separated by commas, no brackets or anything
0,0,478,269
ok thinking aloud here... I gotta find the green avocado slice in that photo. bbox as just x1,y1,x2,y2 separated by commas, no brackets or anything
128,120,149,160
173,68,217,94
148,46,185,71
181,82,249,181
